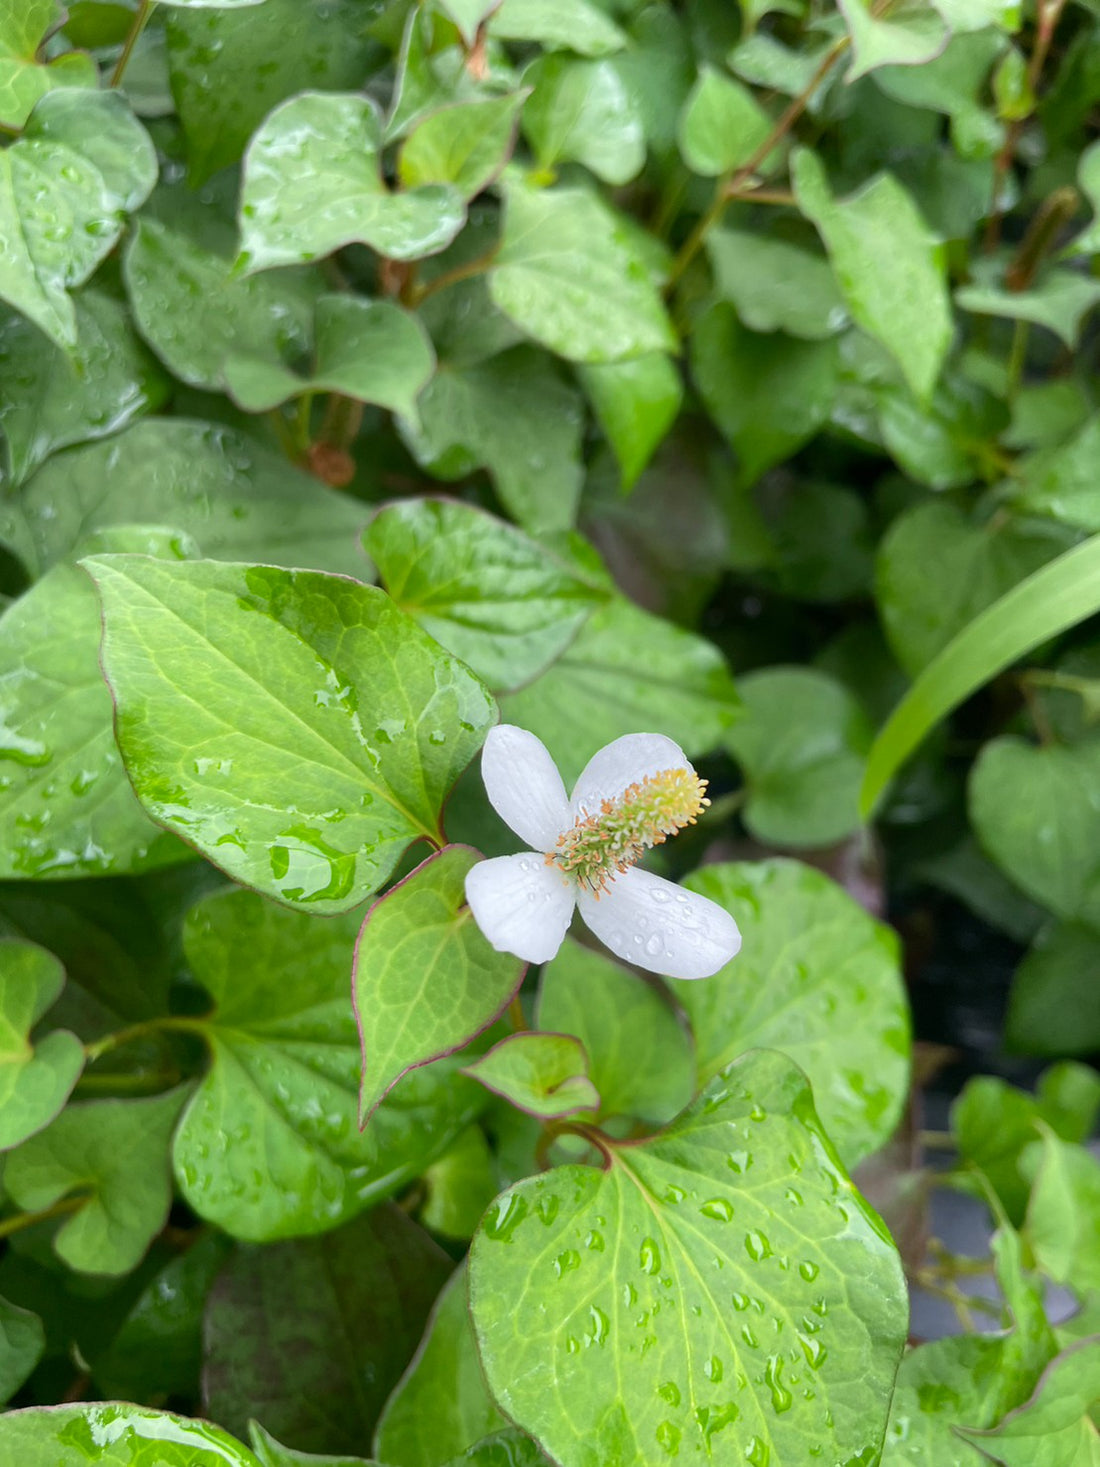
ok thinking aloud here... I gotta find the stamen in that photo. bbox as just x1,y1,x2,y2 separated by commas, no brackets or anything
549,767,710,894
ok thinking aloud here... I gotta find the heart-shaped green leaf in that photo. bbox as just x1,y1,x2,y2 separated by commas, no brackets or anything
0,90,156,349
238,92,466,274
837,0,949,80
1024,1131,1100,1294
678,65,775,176
489,0,626,55
173,886,486,1239
374,1262,507,1467
536,939,694,1127
957,1340,1100,1467
577,352,682,490
0,0,97,131
672,860,910,1166
0,1294,45,1404
706,228,848,340
0,938,83,1149
6,418,371,581
0,1405,261,1464
488,183,676,364
462,1032,599,1118
85,556,496,912
469,1049,908,1467
355,845,522,1124
4,1087,189,1274
399,94,524,199
523,56,645,186
204,1206,452,1456
366,498,605,691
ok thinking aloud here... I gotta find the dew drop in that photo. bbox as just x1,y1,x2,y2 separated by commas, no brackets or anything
765,1354,793,1414
640,1236,661,1275
799,1260,819,1282
655,1421,681,1456
704,1354,724,1382
744,1230,772,1262
701,1197,734,1223
657,1380,681,1406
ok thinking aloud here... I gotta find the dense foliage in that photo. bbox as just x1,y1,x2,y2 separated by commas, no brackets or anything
0,0,1098,1463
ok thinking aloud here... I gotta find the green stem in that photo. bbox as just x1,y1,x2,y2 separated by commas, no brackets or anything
1006,318,1030,400
507,994,528,1032
84,1016,205,1063
409,247,499,306
0,1195,83,1242
75,1069,182,1095
110,0,154,88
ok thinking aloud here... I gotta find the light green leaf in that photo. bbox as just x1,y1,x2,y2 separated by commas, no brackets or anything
837,0,950,80
470,1049,908,1467
488,183,676,363
577,353,682,491
0,90,156,349
0,560,184,880
958,1340,1100,1467
1066,138,1100,256
85,556,495,913
0,1404,260,1465
399,94,524,199
523,56,644,185
875,500,1076,676
446,1434,552,1467
204,1207,452,1456
366,498,605,691
677,65,775,176
0,0,97,131
239,92,466,273
706,227,849,340
970,738,1100,928
874,374,1006,490
1010,418,1100,531
6,418,371,581
166,0,379,186
173,886,486,1240
1024,1131,1100,1294
251,1422,379,1467
536,938,694,1127
726,668,873,847
1006,923,1100,1058
4,1087,189,1274
123,208,321,393
0,290,167,489
873,30,1006,160
375,1262,506,1467
420,1124,499,1240
957,259,1100,348
0,1295,44,1405
794,148,952,401
157,0,268,7
400,346,584,533
0,938,83,1149
489,0,626,56
224,294,435,418
673,860,909,1165
691,304,838,484
355,846,522,1123
462,1032,599,1119
861,532,1100,818
437,0,502,46
501,596,738,785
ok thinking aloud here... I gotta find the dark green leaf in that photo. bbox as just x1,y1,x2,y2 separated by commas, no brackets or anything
1009,417,1100,531
0,1294,45,1404
1006,923,1100,1058
706,227,848,340
958,1340,1100,1467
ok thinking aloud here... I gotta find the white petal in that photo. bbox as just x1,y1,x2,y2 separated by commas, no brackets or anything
466,853,576,965
480,724,571,852
576,866,741,980
570,732,692,818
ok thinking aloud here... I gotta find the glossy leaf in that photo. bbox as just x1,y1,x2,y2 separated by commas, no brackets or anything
958,1340,1100,1467
706,227,849,340
726,667,873,847
0,0,97,131
536,938,694,1126
0,90,156,349
862,531,1100,817
488,0,626,55
523,56,644,186
691,303,838,484
166,0,379,185
0,938,83,1149
501,596,739,784
355,846,523,1124
469,1049,908,1467
957,259,1100,348
837,0,950,80
794,149,951,401
86,556,495,912
677,65,775,176
203,1206,452,1456
1024,1131,1100,1293
251,1423,379,1467
1010,417,1100,531
366,498,604,691
5,418,371,580
238,92,466,273
400,346,584,533
374,1263,507,1467
0,559,184,881
4,1088,189,1275
462,1032,599,1118
488,183,676,364
399,94,524,199
577,353,682,491
0,1294,44,1404
224,295,435,418
672,860,910,1165
0,291,167,488
0,1404,261,1465
173,886,486,1239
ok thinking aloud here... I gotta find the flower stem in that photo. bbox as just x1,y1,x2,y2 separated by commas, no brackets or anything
0,1195,84,1242
110,0,154,88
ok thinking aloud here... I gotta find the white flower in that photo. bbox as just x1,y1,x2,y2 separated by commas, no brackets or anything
464,725,742,980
